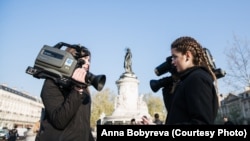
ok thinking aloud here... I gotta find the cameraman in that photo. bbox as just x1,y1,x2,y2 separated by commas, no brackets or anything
35,46,95,141
163,36,219,125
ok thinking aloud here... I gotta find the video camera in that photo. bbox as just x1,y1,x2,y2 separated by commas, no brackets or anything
150,48,226,92
26,42,106,91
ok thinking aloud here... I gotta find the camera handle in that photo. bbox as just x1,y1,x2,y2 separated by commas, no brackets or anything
53,42,82,53
54,42,78,49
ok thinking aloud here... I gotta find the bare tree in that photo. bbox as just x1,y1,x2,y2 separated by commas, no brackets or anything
224,34,250,93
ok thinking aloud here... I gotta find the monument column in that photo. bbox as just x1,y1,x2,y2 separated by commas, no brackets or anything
112,72,139,116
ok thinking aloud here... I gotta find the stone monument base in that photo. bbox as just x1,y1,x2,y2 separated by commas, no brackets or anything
102,113,151,125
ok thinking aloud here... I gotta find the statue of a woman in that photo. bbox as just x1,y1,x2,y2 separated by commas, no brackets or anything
124,48,133,73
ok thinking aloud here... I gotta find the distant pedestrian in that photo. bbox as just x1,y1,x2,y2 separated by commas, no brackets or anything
223,116,234,125
153,113,163,125
8,125,18,141
130,118,137,125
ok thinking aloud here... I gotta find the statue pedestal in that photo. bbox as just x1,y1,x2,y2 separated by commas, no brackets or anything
101,72,151,125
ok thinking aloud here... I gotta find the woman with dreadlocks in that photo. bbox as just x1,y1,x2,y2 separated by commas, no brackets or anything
163,36,219,125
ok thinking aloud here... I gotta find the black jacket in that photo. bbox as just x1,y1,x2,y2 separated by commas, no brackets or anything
163,67,219,125
35,79,94,141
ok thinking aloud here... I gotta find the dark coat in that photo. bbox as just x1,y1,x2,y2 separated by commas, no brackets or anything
163,67,219,125
8,128,18,141
35,79,94,141
224,121,234,125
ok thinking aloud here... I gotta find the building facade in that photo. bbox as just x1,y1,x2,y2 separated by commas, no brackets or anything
0,84,44,129
219,88,250,124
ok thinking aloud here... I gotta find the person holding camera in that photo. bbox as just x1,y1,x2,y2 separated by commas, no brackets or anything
35,46,95,141
163,36,219,125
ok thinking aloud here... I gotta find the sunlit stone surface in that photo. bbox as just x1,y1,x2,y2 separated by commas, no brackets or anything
102,72,151,125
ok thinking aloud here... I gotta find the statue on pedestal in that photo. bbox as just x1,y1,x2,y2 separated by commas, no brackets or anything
124,48,133,73
101,48,150,125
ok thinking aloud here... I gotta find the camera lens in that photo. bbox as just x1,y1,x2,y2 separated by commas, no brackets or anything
154,56,173,76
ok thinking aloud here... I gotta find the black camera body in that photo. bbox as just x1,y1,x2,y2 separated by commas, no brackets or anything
26,42,106,91
150,48,226,92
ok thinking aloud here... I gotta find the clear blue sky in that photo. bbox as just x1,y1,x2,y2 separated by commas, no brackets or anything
0,0,249,98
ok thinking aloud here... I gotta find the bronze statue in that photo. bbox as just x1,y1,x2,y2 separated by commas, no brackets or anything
124,48,133,73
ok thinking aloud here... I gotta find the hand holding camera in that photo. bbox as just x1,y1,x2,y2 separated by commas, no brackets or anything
72,67,88,84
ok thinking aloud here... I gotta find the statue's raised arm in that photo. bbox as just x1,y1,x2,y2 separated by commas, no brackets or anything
124,48,133,73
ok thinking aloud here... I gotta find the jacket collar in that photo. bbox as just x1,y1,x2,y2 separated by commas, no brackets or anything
178,66,209,80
